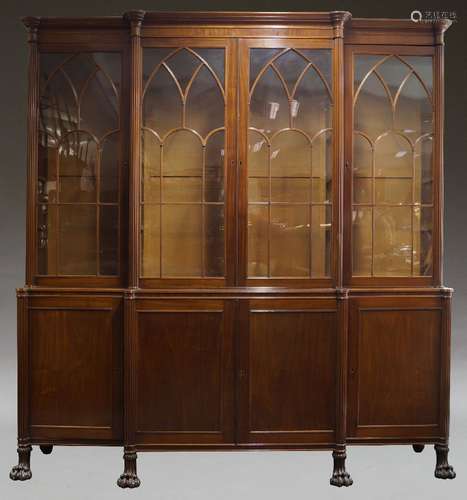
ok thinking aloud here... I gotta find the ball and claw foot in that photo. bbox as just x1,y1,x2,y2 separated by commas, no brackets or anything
413,444,425,453
435,444,456,479
40,445,53,455
117,472,141,488
10,445,32,481
330,449,353,487
117,451,141,488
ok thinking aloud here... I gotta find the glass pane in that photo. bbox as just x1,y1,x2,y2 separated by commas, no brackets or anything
375,178,412,204
205,130,225,202
274,50,308,94
270,206,310,277
141,205,160,277
249,48,281,88
163,130,202,176
271,131,310,178
354,178,372,204
248,130,268,177
101,133,119,203
415,137,433,204
38,145,57,203
311,205,331,277
373,207,412,276
58,132,97,203
394,73,432,139
353,134,373,177
293,61,332,136
248,205,268,277
194,48,225,86
40,68,78,142
352,208,372,276
58,205,97,275
415,206,433,276
354,71,392,139
311,131,332,200
376,57,411,101
165,49,201,92
80,70,119,139
250,66,289,136
404,56,433,91
163,177,201,203
205,205,225,276
37,204,58,275
162,205,202,277
142,130,161,203
271,178,310,203
99,206,118,275
248,178,269,202
143,64,182,136
300,49,332,88
186,65,224,138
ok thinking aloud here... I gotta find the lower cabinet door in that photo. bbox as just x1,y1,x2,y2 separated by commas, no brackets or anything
135,299,235,446
29,295,123,442
348,296,445,441
237,298,338,446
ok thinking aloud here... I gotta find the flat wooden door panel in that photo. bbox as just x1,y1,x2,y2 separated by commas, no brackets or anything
135,299,234,446
348,296,444,440
28,296,122,442
238,298,337,445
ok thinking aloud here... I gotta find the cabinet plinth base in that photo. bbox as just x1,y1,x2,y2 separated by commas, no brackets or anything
434,444,456,479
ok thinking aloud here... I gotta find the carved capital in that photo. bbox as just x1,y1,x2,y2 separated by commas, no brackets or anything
16,288,29,299
124,288,137,300
433,19,453,45
22,17,40,43
336,288,349,300
440,287,454,299
330,11,352,39
124,10,145,37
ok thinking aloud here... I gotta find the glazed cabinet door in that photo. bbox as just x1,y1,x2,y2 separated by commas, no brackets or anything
134,299,235,446
345,45,439,286
36,51,126,287
28,296,122,443
237,299,337,445
348,295,447,441
139,39,236,287
238,39,337,287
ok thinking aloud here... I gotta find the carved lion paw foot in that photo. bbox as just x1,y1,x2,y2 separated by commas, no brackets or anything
435,464,456,480
117,472,141,488
10,464,32,481
330,470,353,487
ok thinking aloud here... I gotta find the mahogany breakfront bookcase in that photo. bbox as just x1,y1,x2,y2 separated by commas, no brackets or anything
11,11,455,488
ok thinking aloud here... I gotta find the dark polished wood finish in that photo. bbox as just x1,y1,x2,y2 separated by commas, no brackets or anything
13,10,454,489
